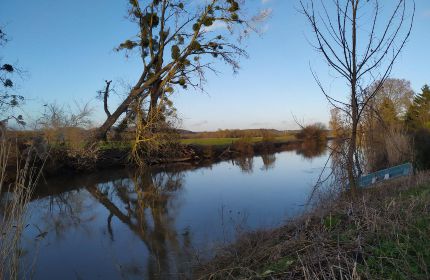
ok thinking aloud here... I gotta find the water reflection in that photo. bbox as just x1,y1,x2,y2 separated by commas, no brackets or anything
260,153,277,170
232,149,278,173
296,139,327,159
87,170,191,278
232,156,254,173
43,190,94,240
11,146,330,279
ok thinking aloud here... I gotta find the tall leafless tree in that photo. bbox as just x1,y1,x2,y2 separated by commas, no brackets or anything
300,0,415,190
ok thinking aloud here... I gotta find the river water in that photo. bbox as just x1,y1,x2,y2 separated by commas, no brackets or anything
18,146,329,279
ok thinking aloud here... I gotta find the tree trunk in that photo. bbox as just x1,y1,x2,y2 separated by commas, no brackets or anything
146,80,163,125
347,94,359,192
95,88,147,141
103,80,112,118
347,0,359,193
115,111,135,132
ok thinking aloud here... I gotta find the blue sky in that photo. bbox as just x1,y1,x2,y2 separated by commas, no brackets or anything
1,0,429,131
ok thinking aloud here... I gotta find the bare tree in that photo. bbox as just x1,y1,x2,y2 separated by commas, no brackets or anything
94,0,268,140
300,0,415,190
97,80,113,118
35,102,93,150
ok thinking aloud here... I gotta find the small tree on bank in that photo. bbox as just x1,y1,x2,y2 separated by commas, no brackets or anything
296,123,327,142
300,0,415,190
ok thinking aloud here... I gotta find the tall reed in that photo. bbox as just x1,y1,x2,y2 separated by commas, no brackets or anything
0,135,44,279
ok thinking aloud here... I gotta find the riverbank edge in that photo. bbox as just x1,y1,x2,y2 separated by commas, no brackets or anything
195,173,430,279
37,139,309,178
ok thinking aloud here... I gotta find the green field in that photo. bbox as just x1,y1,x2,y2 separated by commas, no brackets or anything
180,135,296,146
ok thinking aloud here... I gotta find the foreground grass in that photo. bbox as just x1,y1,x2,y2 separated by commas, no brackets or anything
197,174,430,279
180,136,296,146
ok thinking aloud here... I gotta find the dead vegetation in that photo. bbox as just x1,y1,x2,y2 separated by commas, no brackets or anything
196,173,430,279
0,135,45,279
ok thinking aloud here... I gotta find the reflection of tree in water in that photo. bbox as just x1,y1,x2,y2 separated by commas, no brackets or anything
260,153,276,170
296,139,327,159
86,169,191,279
329,139,352,188
36,190,96,241
308,139,350,204
232,156,254,173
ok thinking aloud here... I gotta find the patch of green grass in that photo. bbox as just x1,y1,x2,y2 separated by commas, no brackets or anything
97,141,131,150
400,184,430,198
180,137,240,146
362,183,430,279
259,257,295,276
335,220,360,242
273,135,296,142
323,213,343,231
364,225,430,279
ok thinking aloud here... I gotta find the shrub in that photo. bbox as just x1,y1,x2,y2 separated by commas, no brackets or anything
296,123,328,142
261,131,276,143
232,137,254,156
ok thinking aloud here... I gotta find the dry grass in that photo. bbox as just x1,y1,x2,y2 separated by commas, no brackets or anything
385,128,413,167
196,173,430,279
0,136,45,279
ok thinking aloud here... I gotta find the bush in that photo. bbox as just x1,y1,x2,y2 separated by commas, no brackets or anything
261,131,276,143
232,137,254,156
296,123,328,142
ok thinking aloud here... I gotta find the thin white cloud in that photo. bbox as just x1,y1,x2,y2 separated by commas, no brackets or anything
250,122,270,127
192,120,209,127
261,0,271,4
202,21,228,32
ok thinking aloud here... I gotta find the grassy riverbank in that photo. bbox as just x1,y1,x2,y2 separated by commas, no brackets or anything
6,131,306,177
180,136,296,146
4,127,328,182
197,173,430,279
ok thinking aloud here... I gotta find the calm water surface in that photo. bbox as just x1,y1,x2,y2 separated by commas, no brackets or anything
20,148,329,279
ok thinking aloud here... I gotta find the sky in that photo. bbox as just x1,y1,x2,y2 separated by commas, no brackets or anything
1,0,429,131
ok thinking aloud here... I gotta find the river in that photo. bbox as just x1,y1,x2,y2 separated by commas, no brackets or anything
18,145,329,279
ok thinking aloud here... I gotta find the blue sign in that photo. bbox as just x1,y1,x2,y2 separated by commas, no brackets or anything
358,162,413,188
